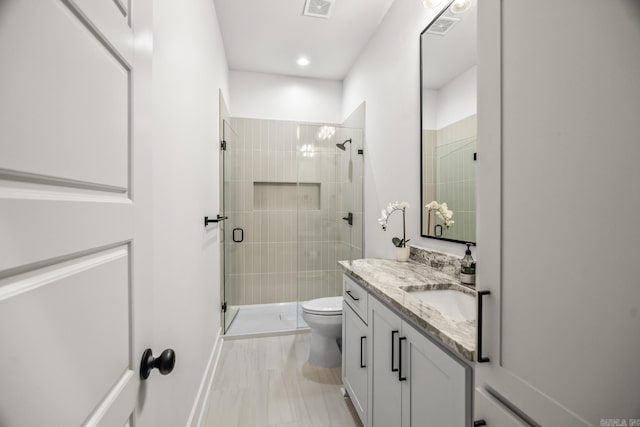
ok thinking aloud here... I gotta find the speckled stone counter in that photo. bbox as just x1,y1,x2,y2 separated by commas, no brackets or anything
338,258,476,362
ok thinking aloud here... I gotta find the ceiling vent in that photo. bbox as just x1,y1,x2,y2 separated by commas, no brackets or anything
303,0,335,19
426,16,460,36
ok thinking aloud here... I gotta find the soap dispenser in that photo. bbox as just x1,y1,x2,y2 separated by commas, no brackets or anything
460,243,476,286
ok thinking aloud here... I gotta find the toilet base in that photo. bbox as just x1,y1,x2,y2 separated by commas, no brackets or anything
308,328,342,368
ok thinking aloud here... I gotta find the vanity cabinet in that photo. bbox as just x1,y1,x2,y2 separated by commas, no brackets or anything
369,297,468,427
342,273,470,427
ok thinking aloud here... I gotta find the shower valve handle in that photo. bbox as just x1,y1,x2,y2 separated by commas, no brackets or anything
342,213,353,226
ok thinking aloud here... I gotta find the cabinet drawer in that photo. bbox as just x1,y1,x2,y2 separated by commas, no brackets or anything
474,387,529,427
343,274,368,324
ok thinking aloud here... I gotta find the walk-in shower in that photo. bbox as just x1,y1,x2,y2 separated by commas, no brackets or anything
221,118,364,336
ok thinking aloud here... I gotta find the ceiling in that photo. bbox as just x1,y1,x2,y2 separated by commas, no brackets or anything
214,0,395,80
421,1,477,89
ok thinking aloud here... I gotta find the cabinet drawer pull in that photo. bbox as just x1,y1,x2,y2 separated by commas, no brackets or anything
345,290,359,301
360,336,366,368
473,421,487,427
477,290,491,363
391,330,399,372
398,337,407,381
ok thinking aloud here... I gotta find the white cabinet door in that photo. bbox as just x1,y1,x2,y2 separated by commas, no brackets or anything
476,0,640,425
369,297,403,427
343,302,369,425
401,321,467,427
0,1,152,425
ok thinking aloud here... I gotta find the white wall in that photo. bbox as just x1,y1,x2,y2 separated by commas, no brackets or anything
342,0,469,259
230,70,343,123
422,88,438,130
422,65,477,130
151,0,228,424
435,65,476,129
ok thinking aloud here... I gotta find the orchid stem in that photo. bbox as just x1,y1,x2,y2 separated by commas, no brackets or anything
402,208,406,247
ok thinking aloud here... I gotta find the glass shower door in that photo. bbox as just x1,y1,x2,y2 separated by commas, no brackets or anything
296,124,364,328
222,120,240,333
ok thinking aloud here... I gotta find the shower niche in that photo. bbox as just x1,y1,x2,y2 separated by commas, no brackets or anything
221,118,364,336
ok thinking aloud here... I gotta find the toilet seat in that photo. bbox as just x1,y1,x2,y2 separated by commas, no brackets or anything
302,296,343,316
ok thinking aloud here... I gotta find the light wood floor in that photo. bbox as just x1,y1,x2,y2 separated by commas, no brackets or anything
203,333,363,427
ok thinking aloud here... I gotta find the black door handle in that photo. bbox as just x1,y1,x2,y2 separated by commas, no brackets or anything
204,215,227,226
474,421,487,427
398,337,407,381
477,290,491,363
391,330,399,372
140,348,176,380
342,212,353,226
360,336,366,368
345,290,359,301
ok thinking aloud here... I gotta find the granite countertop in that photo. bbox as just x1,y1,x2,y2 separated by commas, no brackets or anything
338,258,476,362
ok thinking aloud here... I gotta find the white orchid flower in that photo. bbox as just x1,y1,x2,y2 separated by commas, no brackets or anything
426,200,454,229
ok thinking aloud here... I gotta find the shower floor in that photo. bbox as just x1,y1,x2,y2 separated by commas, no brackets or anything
225,302,308,337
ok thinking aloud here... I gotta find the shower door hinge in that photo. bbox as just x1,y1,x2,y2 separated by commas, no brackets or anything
357,149,364,155
220,140,227,151
221,302,227,312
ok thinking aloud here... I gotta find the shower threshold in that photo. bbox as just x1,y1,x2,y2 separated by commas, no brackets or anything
224,302,309,338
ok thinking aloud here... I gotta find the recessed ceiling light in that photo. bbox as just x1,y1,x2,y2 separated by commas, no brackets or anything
450,0,472,14
422,0,443,8
296,56,310,66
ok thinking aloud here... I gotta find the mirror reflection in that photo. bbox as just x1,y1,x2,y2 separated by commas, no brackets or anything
420,0,477,243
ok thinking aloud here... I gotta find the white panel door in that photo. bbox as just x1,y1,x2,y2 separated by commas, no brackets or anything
0,0,153,426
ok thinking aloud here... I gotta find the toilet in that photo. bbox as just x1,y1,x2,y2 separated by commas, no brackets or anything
302,296,343,368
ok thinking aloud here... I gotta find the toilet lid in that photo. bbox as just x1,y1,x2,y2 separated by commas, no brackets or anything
302,296,343,315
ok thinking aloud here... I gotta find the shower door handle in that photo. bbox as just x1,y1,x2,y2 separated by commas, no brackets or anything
204,215,227,226
232,228,244,243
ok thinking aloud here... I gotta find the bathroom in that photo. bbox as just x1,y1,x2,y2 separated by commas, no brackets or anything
0,0,638,426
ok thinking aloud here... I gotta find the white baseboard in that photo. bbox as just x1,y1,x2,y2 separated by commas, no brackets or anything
186,328,224,427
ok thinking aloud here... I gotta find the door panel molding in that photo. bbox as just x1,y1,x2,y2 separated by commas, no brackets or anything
63,0,133,66
83,369,137,427
0,246,128,299
0,246,131,426
0,168,128,194
0,199,132,273
0,0,131,189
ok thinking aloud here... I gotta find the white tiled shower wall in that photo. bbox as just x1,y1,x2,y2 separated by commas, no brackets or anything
224,117,363,306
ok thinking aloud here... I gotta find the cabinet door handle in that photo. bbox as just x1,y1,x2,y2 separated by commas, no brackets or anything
360,336,366,368
345,290,359,301
477,290,491,363
398,337,407,381
391,330,399,372
473,421,487,427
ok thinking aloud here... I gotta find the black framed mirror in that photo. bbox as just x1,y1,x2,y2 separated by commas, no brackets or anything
420,0,477,244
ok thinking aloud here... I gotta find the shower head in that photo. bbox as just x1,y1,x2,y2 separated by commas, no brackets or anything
336,139,352,151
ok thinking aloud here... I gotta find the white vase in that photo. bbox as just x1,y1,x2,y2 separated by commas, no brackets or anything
395,247,410,262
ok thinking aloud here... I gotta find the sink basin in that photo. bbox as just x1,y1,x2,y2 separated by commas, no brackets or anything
405,289,475,322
